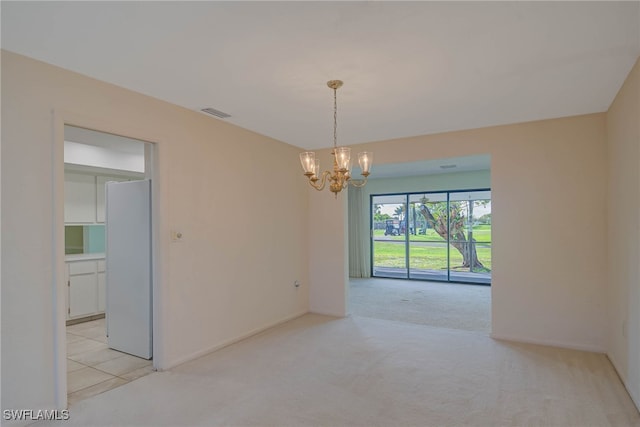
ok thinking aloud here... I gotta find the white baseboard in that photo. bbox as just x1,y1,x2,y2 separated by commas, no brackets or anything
308,308,345,318
309,307,349,317
163,310,309,370
606,352,640,412
628,384,640,412
490,332,605,353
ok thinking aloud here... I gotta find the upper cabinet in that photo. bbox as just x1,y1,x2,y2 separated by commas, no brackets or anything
65,171,139,224
64,173,97,223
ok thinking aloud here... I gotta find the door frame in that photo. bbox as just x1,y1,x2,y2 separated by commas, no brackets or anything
52,109,167,409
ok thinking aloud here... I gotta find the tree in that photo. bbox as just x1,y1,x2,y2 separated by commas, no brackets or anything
374,212,391,222
393,205,405,220
478,213,492,225
417,198,488,271
372,204,388,222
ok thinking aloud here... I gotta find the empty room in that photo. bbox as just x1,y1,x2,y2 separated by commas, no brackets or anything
2,2,639,426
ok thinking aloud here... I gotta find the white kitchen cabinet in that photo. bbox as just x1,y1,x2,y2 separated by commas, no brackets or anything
96,176,129,223
69,274,98,318
67,258,105,320
64,173,96,223
69,259,96,275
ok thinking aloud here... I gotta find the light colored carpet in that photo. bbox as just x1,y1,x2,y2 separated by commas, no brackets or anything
35,314,638,427
349,278,491,333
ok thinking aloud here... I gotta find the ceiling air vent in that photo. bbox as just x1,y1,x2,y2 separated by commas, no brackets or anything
200,108,231,119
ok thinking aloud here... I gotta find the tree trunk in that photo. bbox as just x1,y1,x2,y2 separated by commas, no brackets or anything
417,204,486,271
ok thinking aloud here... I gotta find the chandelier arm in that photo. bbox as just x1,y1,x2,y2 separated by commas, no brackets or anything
349,177,369,188
308,170,332,191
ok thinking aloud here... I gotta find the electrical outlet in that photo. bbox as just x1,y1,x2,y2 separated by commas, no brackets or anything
171,231,184,242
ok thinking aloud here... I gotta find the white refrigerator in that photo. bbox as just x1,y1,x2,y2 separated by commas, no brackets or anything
105,179,152,359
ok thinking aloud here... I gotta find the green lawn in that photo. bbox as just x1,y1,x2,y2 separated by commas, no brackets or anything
372,241,492,272
373,224,491,243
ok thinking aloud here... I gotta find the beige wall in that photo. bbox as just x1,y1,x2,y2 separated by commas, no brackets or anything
1,51,310,410
606,57,640,407
308,189,349,316
310,113,608,351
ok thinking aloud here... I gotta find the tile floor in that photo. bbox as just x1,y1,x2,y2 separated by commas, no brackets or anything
67,318,154,405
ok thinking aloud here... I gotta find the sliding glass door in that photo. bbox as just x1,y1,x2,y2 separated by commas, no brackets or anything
449,191,491,283
371,190,491,284
448,191,492,284
371,195,407,278
408,193,448,281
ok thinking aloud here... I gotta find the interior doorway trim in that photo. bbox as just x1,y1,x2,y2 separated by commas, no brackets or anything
52,109,166,409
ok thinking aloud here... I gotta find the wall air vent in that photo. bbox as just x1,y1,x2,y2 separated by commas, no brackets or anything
440,164,457,169
200,108,231,119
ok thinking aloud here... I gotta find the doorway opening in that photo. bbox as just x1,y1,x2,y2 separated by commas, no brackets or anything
62,125,155,405
347,155,492,334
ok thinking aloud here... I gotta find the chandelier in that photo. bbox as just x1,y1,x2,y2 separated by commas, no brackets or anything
299,80,373,197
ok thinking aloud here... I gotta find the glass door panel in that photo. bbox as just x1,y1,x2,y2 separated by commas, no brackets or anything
408,193,448,281
372,195,408,278
449,191,491,284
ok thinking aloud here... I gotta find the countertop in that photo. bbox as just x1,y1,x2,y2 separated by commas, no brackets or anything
65,253,105,262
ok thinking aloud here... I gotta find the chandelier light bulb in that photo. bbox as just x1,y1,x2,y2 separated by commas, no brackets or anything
300,152,316,175
358,152,373,175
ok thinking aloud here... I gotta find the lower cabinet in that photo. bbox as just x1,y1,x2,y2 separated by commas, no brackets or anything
69,273,98,318
67,259,106,320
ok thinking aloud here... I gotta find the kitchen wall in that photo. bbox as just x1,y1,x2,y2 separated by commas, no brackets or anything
65,141,144,173
1,50,309,411
606,57,640,408
309,113,608,352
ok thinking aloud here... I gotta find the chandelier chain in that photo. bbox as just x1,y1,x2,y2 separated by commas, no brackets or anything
333,87,338,149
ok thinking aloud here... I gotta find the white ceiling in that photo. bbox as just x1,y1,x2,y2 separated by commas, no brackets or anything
2,2,639,150
365,154,490,179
